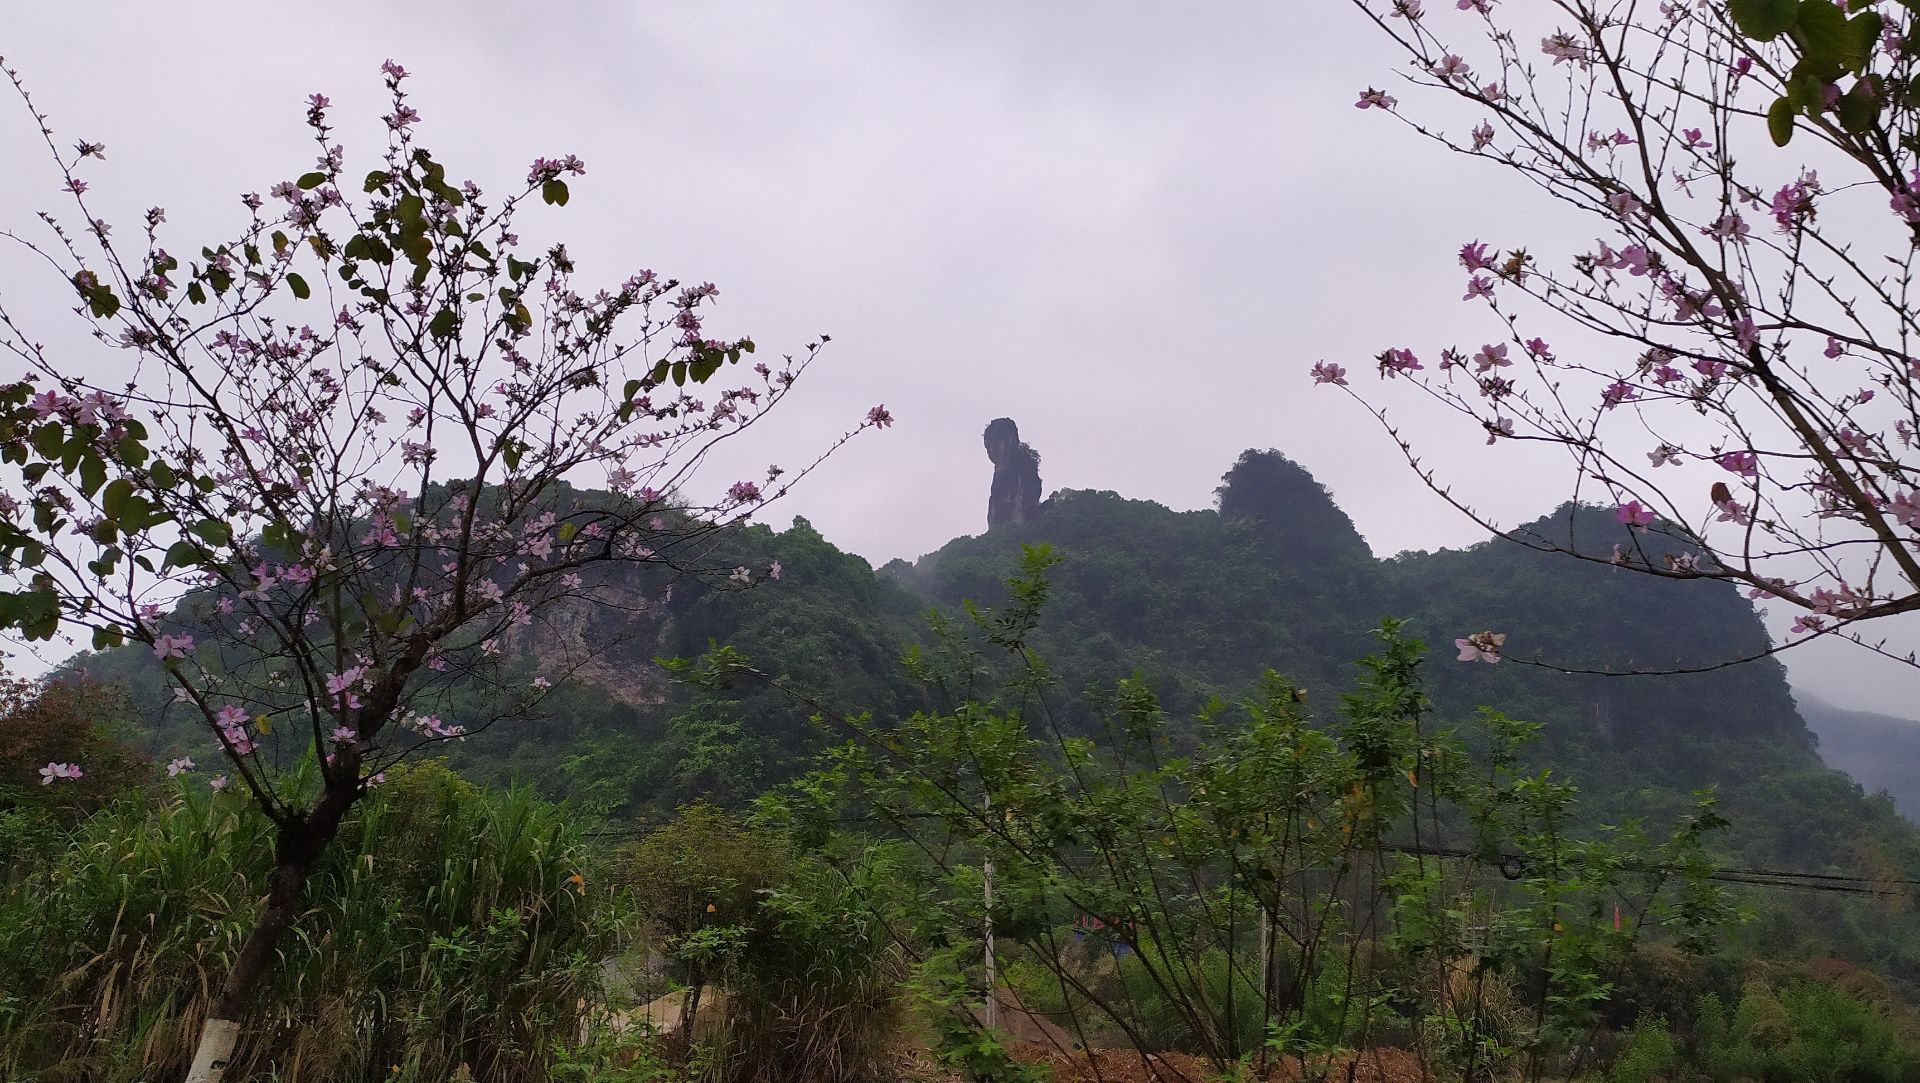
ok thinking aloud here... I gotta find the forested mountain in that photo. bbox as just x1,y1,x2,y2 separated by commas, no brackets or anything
66,445,1920,976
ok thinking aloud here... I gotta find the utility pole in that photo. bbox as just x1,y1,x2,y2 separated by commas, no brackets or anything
984,793,997,1032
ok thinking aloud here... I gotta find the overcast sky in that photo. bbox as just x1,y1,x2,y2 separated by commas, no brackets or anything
4,2,1916,715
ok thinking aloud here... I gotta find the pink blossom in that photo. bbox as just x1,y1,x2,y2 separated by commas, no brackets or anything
38,762,82,785
1470,121,1495,150
380,59,409,81
166,757,195,777
1615,501,1655,528
1706,213,1750,243
1606,191,1645,219
1454,630,1505,663
1471,343,1509,373
331,726,358,744
866,404,894,429
728,480,763,504
1310,361,1349,387
1717,450,1759,477
1429,55,1473,82
1542,32,1587,65
1888,490,1920,529
152,633,195,660
1600,381,1639,408
1733,317,1757,352
210,775,229,792
1792,614,1826,634
1463,276,1494,301
1459,241,1493,271
769,559,783,581
1355,88,1398,110
1377,348,1423,377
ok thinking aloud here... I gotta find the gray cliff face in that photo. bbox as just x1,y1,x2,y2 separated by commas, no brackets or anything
983,418,1042,530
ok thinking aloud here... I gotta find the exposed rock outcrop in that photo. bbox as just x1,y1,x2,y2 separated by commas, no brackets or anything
984,418,1042,530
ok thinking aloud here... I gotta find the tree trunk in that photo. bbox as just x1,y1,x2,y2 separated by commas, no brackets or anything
184,857,307,1083
185,783,356,1083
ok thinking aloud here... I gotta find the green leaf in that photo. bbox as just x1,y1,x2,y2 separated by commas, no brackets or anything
1837,81,1879,132
297,171,329,190
115,434,148,468
429,308,458,340
287,272,311,300
1847,10,1884,69
541,178,570,206
1794,0,1857,65
364,169,392,193
163,540,206,571
1768,96,1797,145
193,518,232,546
78,454,106,499
101,481,133,518
1730,0,1799,39
31,423,63,459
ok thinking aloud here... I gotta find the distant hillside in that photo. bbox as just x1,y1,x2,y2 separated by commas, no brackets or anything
65,444,1920,987
1800,694,1920,820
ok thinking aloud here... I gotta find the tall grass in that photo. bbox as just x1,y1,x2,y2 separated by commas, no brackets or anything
0,761,620,1082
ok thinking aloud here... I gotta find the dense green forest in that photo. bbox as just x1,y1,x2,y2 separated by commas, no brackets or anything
18,448,1920,1081
60,451,1920,974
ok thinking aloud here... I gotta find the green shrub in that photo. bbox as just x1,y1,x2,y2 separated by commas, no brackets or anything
1610,1015,1676,1083
0,761,618,1082
1691,975,1920,1082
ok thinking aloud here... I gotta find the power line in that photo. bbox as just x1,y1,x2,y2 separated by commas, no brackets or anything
586,820,1920,899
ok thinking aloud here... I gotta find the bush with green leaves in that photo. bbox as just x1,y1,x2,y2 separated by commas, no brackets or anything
0,761,616,1082
796,545,1736,1080
1692,973,1920,1083
621,803,910,1083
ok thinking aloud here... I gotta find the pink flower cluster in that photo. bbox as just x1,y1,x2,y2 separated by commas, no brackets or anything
38,762,83,784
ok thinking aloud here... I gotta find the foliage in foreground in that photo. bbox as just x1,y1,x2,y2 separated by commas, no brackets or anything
0,762,616,1083
793,546,1743,1081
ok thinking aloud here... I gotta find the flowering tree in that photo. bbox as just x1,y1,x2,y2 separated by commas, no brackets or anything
1329,0,1920,668
0,60,886,1081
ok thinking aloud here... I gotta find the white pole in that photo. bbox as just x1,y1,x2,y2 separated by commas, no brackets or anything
984,794,998,1032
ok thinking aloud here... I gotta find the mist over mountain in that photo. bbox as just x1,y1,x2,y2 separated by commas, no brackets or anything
1800,694,1920,820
